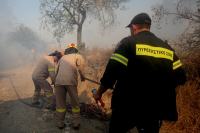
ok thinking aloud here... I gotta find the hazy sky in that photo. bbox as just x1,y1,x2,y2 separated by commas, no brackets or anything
2,0,194,48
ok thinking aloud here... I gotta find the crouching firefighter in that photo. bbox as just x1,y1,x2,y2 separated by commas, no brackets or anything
32,50,63,110
55,43,85,130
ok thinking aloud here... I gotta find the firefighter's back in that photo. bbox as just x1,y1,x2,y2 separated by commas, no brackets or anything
56,53,80,86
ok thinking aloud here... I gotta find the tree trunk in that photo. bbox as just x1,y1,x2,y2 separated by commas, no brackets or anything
77,24,82,49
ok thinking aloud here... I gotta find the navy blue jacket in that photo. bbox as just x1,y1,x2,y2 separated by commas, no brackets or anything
101,31,186,121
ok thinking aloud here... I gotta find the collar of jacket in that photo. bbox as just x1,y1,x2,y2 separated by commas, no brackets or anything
64,47,78,55
137,30,155,36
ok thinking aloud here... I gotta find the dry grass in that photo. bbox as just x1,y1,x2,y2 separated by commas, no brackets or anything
42,44,200,132
78,46,200,132
77,47,114,110
160,51,200,133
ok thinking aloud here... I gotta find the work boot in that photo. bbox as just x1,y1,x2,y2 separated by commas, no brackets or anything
46,106,56,111
59,124,66,129
74,123,80,130
32,102,40,105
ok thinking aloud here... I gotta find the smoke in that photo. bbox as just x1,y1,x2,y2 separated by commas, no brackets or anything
0,0,18,71
0,0,46,71
0,0,16,33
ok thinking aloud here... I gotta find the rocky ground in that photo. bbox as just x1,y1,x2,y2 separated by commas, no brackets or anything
0,64,138,133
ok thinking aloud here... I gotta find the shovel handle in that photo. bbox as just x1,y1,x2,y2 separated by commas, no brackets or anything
85,78,100,85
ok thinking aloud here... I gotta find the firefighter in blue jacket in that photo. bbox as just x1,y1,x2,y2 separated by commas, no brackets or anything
93,13,186,133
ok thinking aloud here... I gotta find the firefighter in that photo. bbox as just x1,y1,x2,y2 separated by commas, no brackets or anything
55,43,85,130
93,13,187,133
32,50,63,111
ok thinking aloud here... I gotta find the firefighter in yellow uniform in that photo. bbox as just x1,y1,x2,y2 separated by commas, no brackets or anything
55,43,85,130
93,13,186,133
32,50,63,111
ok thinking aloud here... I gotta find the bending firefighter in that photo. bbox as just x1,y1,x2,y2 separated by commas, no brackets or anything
55,43,85,130
32,50,63,110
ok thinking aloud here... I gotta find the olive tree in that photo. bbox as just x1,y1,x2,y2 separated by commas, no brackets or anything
39,0,130,48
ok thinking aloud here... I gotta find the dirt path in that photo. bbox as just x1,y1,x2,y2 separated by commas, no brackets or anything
0,65,138,133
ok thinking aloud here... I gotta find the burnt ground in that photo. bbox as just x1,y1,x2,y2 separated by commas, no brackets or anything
0,65,138,133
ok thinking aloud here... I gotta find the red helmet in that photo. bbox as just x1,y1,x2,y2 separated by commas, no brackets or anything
66,43,78,50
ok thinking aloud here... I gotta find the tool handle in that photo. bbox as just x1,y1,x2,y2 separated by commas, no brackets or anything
99,99,105,107
86,78,101,85
91,88,105,107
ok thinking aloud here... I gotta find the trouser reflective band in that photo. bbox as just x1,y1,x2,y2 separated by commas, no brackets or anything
34,91,40,94
56,108,66,112
46,93,53,97
72,108,80,113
